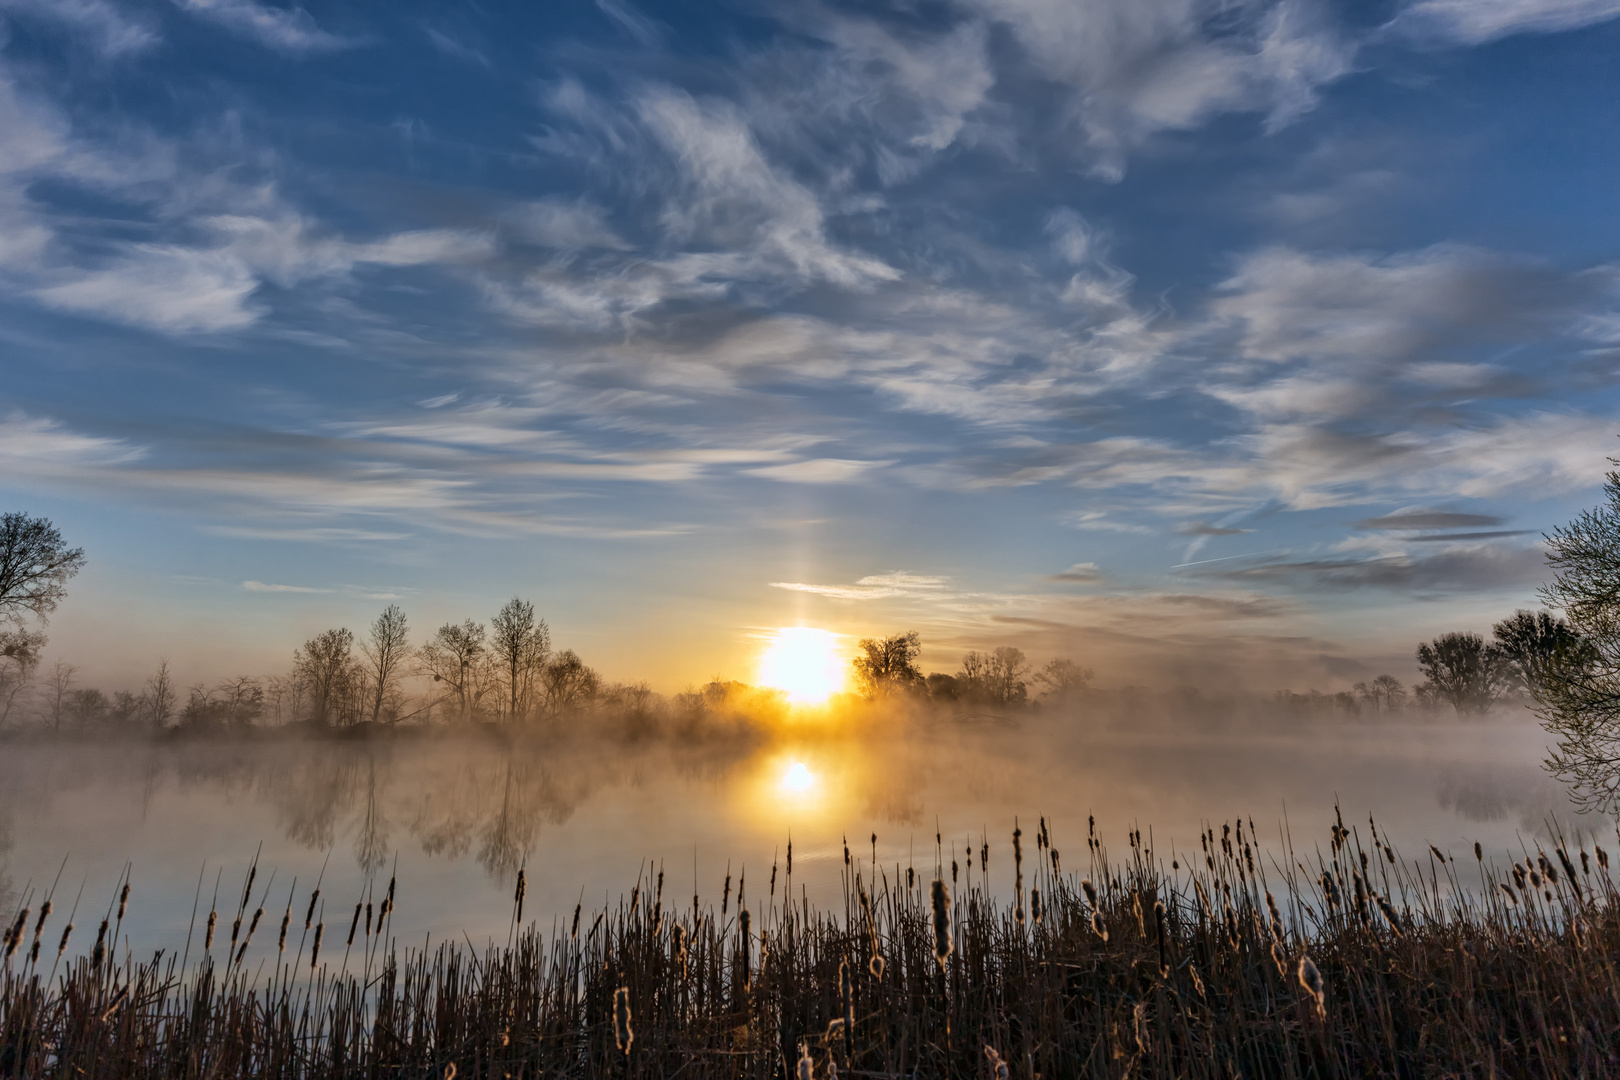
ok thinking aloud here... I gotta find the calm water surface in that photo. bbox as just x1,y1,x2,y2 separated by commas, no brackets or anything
0,709,1599,964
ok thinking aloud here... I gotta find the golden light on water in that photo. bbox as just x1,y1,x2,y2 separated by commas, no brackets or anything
757,627,847,705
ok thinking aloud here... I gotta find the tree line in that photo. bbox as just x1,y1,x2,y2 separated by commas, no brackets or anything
849,630,1092,707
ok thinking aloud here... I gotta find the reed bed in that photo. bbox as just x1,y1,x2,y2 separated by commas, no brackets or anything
5,807,1620,1078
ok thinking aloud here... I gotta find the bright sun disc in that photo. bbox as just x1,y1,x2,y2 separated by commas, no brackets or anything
758,627,845,705
782,761,815,792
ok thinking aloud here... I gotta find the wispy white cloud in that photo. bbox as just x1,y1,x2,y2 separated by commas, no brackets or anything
0,0,159,56
1394,0,1620,45
173,0,350,54
242,579,330,593
770,572,950,600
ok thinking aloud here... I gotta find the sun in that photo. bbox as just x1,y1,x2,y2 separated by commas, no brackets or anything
758,627,847,705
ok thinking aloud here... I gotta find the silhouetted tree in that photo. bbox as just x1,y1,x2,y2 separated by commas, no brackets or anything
1372,674,1406,712
1415,632,1514,716
144,659,177,729
417,619,489,721
0,512,85,628
541,649,600,718
852,631,923,698
1033,658,1091,701
43,660,75,731
1492,609,1587,697
1534,459,1620,809
360,604,412,723
294,628,361,726
958,647,1029,706
0,628,43,729
490,598,549,723
925,672,961,700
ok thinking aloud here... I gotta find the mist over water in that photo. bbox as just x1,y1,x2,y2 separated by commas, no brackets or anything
0,706,1596,965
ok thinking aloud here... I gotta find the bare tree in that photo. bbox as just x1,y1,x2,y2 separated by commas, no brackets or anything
144,659,177,730
852,631,923,698
490,598,549,724
43,660,76,732
0,628,43,730
1372,674,1406,712
0,513,86,628
1032,658,1092,702
293,628,362,726
541,649,600,718
417,619,488,722
360,604,412,723
958,647,1029,706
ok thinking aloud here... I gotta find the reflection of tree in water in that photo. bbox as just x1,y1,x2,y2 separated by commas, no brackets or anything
1437,767,1582,832
475,759,584,883
262,751,367,850
0,807,15,918
354,758,391,876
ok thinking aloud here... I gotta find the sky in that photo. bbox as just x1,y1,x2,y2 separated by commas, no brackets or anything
2,0,1620,694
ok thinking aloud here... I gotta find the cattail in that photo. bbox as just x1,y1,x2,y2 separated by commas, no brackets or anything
117,881,130,923
1430,845,1446,863
868,953,885,980
310,922,323,970
92,919,108,967
1500,882,1517,904
205,910,217,952
1189,962,1206,1000
6,908,29,960
722,872,731,915
56,921,73,958
1266,891,1284,938
983,1046,1009,1080
1081,879,1098,909
1298,955,1325,1018
229,915,241,956
1599,846,1610,871
1153,900,1169,977
1529,868,1543,889
787,839,793,876
1133,1001,1149,1055
1030,888,1042,925
930,880,952,969
797,1041,814,1080
1013,826,1024,924
246,907,264,945
1475,842,1484,862
1582,850,1591,875
1558,848,1578,884
1270,940,1288,977
514,869,526,924
444,1065,456,1080
672,923,688,978
304,890,319,931
739,909,752,991
613,985,634,1054
981,842,988,869
347,903,361,946
1090,911,1108,941
33,902,52,946
1376,895,1405,937
907,867,915,890
365,902,373,937
1132,892,1145,938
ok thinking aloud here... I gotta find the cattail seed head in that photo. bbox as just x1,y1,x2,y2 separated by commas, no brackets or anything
205,911,217,951
868,953,884,980
304,890,319,931
1090,911,1108,942
1599,846,1610,871
310,922,323,970
1474,842,1484,862
613,986,634,1054
92,919,108,967
984,1046,1009,1080
797,1041,814,1080
57,922,73,956
1298,955,1325,1017
1081,878,1098,909
1270,939,1287,977
117,882,130,922
930,880,952,969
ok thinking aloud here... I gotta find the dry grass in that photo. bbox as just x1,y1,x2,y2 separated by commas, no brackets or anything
5,807,1620,1077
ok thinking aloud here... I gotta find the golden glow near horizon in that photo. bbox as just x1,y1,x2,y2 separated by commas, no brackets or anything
757,627,847,705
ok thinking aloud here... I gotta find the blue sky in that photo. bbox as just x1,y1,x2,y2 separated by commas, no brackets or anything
2,0,1619,691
